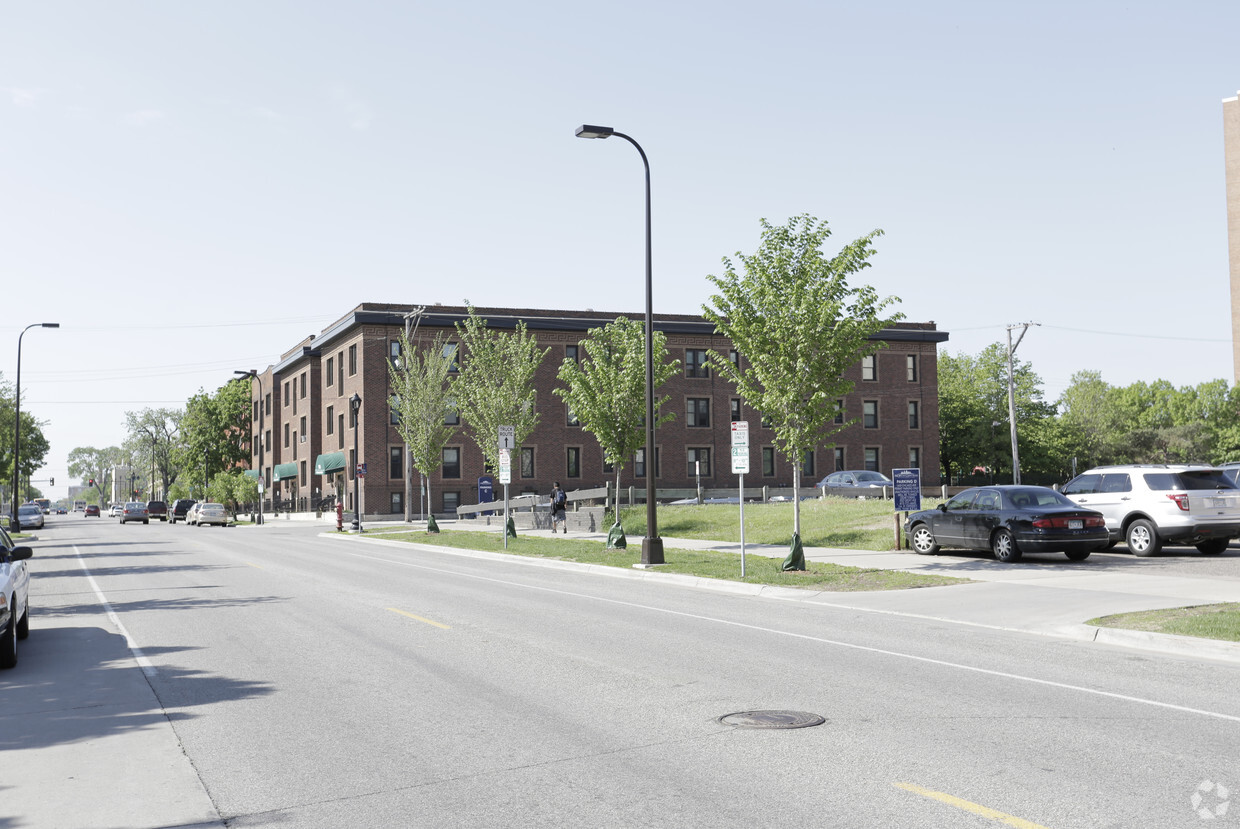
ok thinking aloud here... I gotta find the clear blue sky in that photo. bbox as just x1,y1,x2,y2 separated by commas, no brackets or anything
5,1,1239,500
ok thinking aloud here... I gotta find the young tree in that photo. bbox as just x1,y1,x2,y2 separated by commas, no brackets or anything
67,446,127,494
553,316,679,524
177,378,251,496
0,373,51,491
702,215,902,563
124,407,182,498
388,327,458,521
453,304,549,475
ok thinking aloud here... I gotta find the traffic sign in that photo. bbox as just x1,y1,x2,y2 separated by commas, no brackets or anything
498,448,512,484
892,468,921,511
356,463,367,478
731,420,749,447
498,425,515,450
731,446,750,474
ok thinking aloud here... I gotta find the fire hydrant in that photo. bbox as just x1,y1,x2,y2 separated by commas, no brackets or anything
336,500,344,532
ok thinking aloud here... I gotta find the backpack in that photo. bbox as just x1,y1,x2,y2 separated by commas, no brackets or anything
553,489,566,508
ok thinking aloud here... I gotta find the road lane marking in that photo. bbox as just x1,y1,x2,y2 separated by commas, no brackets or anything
894,782,1051,828
72,545,157,676
346,550,1240,724
246,562,264,569
387,608,450,629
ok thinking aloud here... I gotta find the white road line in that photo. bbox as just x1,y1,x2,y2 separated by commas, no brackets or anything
347,550,1240,725
72,545,157,676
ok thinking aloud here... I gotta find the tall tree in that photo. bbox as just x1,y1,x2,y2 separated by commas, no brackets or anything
553,316,679,521
702,214,902,558
453,305,549,475
388,328,458,521
0,373,51,495
177,378,251,496
66,446,128,496
124,408,183,499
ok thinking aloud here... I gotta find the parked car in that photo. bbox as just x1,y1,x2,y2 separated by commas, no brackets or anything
108,504,124,518
195,503,229,527
84,505,101,517
904,485,1108,563
0,524,33,668
816,470,894,490
146,500,168,521
119,502,149,525
168,499,196,525
1061,464,1240,556
16,505,44,531
185,502,202,526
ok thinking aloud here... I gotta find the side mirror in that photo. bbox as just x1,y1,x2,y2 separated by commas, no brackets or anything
11,547,33,561
937,503,948,513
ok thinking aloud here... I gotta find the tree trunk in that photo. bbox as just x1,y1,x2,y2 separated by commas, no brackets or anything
792,460,801,537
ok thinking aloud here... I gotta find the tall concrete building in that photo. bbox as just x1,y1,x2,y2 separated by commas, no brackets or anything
1225,92,1240,382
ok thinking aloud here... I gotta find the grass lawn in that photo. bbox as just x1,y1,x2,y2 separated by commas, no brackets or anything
363,528,964,592
1088,604,1240,642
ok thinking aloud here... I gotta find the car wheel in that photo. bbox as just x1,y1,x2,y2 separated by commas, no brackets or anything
1196,538,1230,555
992,528,1022,563
16,597,29,640
143,519,149,525
1126,519,1162,557
1064,549,1091,562
910,525,939,555
0,601,16,669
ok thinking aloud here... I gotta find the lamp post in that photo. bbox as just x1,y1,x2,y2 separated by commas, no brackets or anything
10,322,59,532
575,124,663,565
235,370,265,525
350,392,362,532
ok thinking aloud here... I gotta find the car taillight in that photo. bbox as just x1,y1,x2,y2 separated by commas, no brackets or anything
1166,493,1190,511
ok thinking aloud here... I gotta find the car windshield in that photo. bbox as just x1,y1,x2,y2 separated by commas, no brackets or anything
1144,471,1238,491
856,472,890,483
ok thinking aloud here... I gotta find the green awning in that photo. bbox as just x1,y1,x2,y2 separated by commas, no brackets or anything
273,463,298,482
314,451,347,475
243,469,261,480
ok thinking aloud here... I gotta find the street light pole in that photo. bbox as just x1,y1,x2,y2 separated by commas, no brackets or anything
10,322,59,532
350,392,363,533
235,370,265,525
575,124,664,565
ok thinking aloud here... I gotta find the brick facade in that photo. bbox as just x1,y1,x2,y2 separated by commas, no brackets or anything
245,303,948,516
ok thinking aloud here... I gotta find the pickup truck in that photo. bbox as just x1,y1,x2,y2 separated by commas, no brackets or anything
1,525,32,669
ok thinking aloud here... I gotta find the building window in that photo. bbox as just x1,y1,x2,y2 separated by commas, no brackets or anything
300,416,307,438
390,446,403,479
442,492,460,513
444,401,459,426
729,349,739,369
566,447,581,478
442,447,461,478
685,349,709,378
762,447,775,477
390,395,400,426
687,398,710,428
834,447,845,471
801,451,815,478
862,355,876,382
265,429,271,452
907,354,918,382
338,413,345,449
327,406,334,434
300,372,307,399
909,447,921,469
390,340,402,361
730,398,742,423
252,436,259,457
567,406,580,427
337,352,344,391
326,357,334,387
521,447,535,478
760,412,773,429
863,400,878,429
253,400,259,421
864,447,880,472
284,423,290,448
264,393,271,416
834,400,845,425
348,344,357,376
391,491,403,514
283,382,290,407
565,344,579,363
635,448,660,478
687,447,711,477
443,342,459,372
908,401,920,429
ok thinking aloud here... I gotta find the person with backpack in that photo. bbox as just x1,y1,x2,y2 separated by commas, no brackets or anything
550,481,567,534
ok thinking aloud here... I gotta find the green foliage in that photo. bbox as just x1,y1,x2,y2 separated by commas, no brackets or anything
702,214,902,533
0,372,51,486
388,326,458,516
67,446,128,491
124,408,182,498
452,304,549,472
176,378,252,494
207,471,259,512
553,316,679,503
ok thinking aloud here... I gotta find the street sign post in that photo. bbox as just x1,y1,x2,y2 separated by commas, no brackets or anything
498,447,512,549
731,421,749,575
892,468,922,549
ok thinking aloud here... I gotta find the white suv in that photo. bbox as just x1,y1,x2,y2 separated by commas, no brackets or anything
1,525,33,668
1061,465,1240,556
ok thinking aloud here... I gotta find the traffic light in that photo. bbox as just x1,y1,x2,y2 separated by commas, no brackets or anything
89,478,95,486
49,477,54,486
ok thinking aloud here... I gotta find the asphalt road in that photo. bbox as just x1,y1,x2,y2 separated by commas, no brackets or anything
6,514,1240,828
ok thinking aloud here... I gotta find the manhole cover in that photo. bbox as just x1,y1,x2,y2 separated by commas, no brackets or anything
717,710,826,729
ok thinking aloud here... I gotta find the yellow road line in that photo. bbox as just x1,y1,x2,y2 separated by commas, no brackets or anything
387,608,450,629
246,562,264,569
894,782,1051,829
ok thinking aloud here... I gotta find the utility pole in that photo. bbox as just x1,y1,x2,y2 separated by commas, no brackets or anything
402,306,424,523
1006,322,1040,484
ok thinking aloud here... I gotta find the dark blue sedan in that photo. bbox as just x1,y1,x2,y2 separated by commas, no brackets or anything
904,485,1108,563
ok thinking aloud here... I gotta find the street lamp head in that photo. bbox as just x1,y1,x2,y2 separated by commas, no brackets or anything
350,393,362,411
234,369,257,379
575,124,614,139
41,323,60,329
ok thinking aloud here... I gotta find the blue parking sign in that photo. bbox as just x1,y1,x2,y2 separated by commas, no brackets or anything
892,468,921,512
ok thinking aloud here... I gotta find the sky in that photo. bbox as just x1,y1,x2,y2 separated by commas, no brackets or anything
4,0,1240,502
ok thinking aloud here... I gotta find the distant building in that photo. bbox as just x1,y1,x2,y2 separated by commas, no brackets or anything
1224,91,1240,382
243,303,949,518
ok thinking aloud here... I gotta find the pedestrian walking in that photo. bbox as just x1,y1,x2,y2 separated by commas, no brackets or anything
550,481,567,534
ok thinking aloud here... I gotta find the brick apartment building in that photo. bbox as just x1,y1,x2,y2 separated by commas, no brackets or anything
244,303,949,517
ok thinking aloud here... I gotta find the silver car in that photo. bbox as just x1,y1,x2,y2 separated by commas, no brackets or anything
17,505,44,531
195,503,229,527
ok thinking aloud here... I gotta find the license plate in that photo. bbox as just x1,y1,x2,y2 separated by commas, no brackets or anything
1068,519,1083,529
